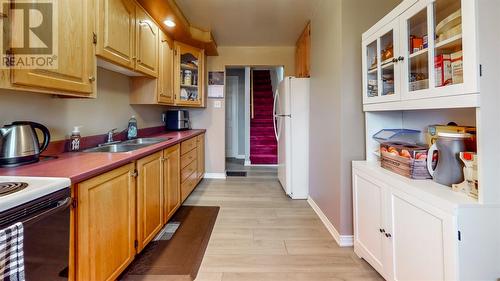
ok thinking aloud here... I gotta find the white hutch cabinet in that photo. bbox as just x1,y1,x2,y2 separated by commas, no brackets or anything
355,0,500,280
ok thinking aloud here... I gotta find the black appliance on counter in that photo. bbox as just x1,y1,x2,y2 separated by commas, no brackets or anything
163,110,191,131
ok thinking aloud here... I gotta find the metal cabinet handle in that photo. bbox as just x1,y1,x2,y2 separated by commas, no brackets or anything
398,56,404,61
385,233,392,238
89,76,96,82
379,228,385,233
139,20,155,34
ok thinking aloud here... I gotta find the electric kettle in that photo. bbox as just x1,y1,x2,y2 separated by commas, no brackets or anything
0,121,51,167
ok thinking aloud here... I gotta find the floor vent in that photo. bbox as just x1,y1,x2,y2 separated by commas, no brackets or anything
226,171,247,177
154,222,181,241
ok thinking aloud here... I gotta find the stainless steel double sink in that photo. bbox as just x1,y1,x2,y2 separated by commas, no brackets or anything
82,137,171,153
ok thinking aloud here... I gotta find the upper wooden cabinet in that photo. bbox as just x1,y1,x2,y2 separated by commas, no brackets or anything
174,42,205,107
135,6,159,77
8,0,96,96
95,0,158,77
158,32,175,104
76,163,136,281
295,22,311,78
95,0,136,69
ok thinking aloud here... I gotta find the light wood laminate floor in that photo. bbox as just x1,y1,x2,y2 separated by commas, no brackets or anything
182,170,383,281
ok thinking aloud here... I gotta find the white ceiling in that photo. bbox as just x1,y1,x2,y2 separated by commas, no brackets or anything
175,0,320,46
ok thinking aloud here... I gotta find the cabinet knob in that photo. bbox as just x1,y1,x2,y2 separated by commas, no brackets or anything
88,76,95,82
392,58,398,63
398,56,404,62
379,228,385,233
385,233,392,238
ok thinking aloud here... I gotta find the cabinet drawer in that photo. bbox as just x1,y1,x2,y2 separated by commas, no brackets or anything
181,148,197,168
181,160,197,183
181,137,197,155
181,171,198,201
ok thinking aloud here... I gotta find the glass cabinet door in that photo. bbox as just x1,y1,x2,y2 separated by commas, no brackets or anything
366,40,379,99
380,30,396,97
179,48,201,102
433,0,463,88
363,20,400,104
406,6,430,93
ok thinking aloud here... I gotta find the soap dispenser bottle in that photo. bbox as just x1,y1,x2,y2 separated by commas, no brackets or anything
127,116,138,140
70,126,82,152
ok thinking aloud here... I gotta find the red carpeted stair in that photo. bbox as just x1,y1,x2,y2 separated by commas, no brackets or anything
250,70,278,164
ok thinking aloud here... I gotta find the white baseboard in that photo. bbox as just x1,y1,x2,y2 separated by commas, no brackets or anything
244,160,251,166
307,197,354,247
235,155,246,160
204,173,227,179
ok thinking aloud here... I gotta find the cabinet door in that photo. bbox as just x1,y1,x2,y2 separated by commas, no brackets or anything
11,0,95,95
387,188,457,281
76,164,136,281
352,172,387,275
135,7,158,77
197,134,205,180
362,19,400,104
174,42,204,107
96,0,136,69
163,145,181,223
136,152,163,252
158,31,174,104
400,0,478,100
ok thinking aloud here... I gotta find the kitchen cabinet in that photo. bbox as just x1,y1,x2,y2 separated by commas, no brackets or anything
136,152,163,252
353,163,463,280
76,164,136,281
135,6,159,77
196,134,205,180
95,0,158,77
163,144,181,223
158,32,175,104
362,0,479,111
95,0,136,69
174,42,205,107
9,0,95,96
295,22,311,78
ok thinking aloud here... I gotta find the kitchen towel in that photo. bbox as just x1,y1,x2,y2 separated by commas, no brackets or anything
0,223,25,281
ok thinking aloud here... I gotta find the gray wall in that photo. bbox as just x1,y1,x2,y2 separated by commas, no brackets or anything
226,68,246,156
309,0,401,235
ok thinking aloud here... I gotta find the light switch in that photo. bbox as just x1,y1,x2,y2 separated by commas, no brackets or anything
214,100,222,108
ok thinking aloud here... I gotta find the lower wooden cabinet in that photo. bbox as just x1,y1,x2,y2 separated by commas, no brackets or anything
76,164,136,281
163,144,181,223
136,152,163,252
74,135,204,280
197,134,205,179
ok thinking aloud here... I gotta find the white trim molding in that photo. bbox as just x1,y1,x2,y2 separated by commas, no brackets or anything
307,196,354,247
204,173,227,179
235,155,246,160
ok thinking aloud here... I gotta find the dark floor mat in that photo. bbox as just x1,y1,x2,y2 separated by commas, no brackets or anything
226,171,247,177
120,206,219,281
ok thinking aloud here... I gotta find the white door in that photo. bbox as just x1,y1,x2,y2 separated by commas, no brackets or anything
225,76,239,157
387,188,456,281
353,172,386,275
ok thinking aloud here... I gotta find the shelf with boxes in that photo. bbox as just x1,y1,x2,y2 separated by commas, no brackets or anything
362,0,479,111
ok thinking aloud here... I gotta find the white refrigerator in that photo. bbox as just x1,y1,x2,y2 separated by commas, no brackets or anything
273,77,309,199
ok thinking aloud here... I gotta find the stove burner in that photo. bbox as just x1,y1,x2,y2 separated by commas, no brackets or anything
0,182,28,197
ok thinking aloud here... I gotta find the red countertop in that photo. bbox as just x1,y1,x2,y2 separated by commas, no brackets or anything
0,129,205,184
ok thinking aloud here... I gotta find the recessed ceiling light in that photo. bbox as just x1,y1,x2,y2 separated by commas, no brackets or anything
164,19,176,27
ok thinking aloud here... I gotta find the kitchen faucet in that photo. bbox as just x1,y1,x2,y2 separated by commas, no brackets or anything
98,128,121,146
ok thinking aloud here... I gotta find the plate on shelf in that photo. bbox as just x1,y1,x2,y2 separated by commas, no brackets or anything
436,9,461,36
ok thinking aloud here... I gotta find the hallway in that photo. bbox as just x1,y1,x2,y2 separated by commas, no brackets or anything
185,174,383,281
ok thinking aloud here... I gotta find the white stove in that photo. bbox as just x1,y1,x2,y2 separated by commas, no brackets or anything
0,176,70,212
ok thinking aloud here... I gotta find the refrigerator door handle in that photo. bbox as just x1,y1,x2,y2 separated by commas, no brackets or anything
273,89,280,141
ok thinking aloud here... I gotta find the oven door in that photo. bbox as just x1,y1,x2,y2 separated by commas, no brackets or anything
0,189,71,280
